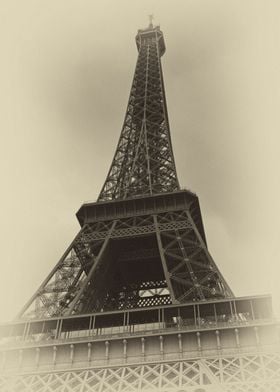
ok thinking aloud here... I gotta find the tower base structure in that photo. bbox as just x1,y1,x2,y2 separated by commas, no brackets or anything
1,296,280,391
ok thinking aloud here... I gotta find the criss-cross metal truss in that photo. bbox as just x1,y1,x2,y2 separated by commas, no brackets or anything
19,206,232,319
98,25,179,201
17,23,234,320
2,354,280,391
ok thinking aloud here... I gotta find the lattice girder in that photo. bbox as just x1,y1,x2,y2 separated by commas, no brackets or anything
18,224,115,319
99,26,179,201
1,354,280,391
19,206,232,318
79,207,231,311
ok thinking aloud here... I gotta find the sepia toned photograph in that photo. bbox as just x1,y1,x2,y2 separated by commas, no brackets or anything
0,0,280,390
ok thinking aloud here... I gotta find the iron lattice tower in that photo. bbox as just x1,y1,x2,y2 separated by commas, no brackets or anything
1,21,280,392
99,25,180,201
17,24,232,320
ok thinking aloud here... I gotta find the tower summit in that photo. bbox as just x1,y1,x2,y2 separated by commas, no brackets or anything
99,21,177,201
1,23,279,392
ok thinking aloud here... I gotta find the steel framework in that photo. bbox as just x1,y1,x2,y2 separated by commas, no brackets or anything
17,24,233,320
1,21,279,392
18,201,233,319
98,25,179,201
2,354,280,392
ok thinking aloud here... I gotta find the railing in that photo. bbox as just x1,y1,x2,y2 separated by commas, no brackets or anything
0,318,275,349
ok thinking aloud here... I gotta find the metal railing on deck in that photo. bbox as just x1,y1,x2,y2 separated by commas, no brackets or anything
0,317,275,349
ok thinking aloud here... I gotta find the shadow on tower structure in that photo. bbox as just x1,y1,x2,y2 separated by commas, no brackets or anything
1,21,280,392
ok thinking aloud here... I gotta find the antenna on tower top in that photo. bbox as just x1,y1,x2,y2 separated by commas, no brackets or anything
148,14,154,28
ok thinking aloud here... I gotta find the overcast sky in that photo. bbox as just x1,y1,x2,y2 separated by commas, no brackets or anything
0,0,280,322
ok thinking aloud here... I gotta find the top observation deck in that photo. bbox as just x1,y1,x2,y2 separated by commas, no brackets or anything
136,24,166,56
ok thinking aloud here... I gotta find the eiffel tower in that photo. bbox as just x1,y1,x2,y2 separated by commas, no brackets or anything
1,20,280,392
